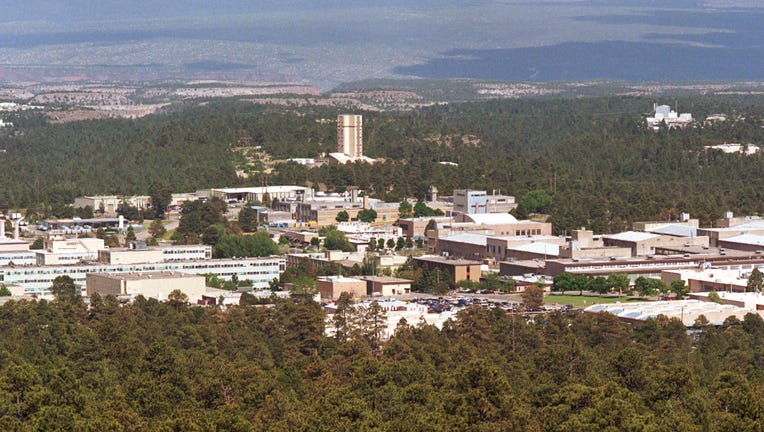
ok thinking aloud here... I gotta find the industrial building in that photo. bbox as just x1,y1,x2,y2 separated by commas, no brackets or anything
74,195,151,213
35,237,105,265
199,186,313,204
645,104,693,131
274,193,398,226
98,244,211,265
358,276,412,296
0,257,285,294
661,268,755,293
602,231,708,256
529,249,764,279
585,300,762,327
317,275,367,301
414,256,482,284
86,271,207,302
453,189,487,214
396,216,453,238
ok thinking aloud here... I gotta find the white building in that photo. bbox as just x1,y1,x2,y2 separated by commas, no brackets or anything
645,104,693,131
336,221,402,243
704,143,760,155
0,256,285,293
199,186,313,204
74,195,151,213
325,300,461,340
35,237,105,265
0,252,36,267
586,300,762,327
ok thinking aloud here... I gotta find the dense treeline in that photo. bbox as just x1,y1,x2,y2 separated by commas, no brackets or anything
1,294,764,430
3,95,764,231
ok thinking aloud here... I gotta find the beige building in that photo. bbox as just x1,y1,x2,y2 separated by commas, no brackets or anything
278,198,398,227
35,237,105,265
557,229,632,259
486,235,567,261
86,271,207,302
374,254,410,272
603,231,708,256
74,195,151,213
337,114,363,157
699,221,764,248
397,216,453,238
317,276,367,301
98,248,164,265
0,239,29,253
358,276,412,296
661,268,750,293
436,233,488,260
445,213,552,237
414,256,482,284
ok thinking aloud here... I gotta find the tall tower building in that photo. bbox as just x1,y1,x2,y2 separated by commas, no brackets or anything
337,114,363,157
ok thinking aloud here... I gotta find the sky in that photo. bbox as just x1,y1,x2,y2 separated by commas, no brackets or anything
0,1,761,89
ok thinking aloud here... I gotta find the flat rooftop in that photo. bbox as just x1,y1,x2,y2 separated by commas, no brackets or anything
586,300,762,326
647,224,698,238
702,221,764,232
440,233,488,246
548,249,757,265
212,186,309,193
605,231,660,242
508,242,560,256
415,255,482,265
317,276,364,283
691,291,764,309
358,276,413,284
92,271,203,281
721,234,764,247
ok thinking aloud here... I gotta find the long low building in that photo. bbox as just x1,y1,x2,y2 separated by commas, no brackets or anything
662,268,753,293
0,257,285,293
200,186,313,204
86,271,207,302
698,220,764,247
358,276,412,296
540,249,764,278
98,245,212,265
718,234,764,252
689,291,764,310
585,300,763,326
603,231,708,256
0,251,36,267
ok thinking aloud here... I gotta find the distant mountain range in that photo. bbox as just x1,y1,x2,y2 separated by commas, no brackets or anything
0,2,761,90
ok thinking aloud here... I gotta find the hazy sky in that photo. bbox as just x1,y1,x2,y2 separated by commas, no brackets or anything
0,1,761,88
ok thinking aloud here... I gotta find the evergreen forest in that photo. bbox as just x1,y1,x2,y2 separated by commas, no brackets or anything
0,294,763,430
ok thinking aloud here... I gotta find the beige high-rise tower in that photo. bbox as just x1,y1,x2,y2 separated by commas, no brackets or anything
337,114,363,157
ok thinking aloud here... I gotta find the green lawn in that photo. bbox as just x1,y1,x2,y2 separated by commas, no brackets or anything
545,294,646,307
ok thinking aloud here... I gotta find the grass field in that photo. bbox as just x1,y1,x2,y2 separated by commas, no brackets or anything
544,294,646,307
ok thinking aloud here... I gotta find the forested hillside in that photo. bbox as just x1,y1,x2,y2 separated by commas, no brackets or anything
2,95,764,231
1,295,763,430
